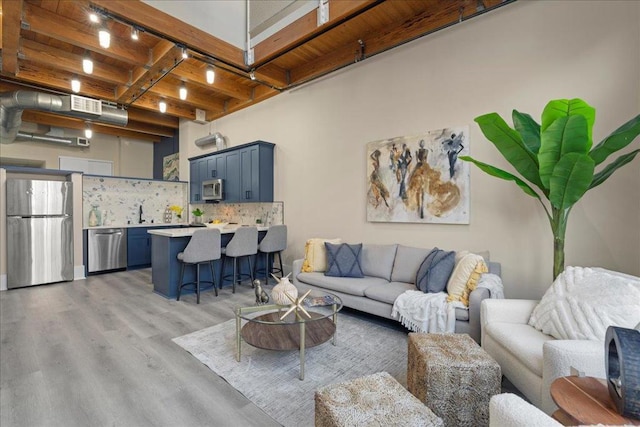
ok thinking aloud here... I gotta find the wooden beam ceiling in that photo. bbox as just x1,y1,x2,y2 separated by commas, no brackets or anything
1,0,516,143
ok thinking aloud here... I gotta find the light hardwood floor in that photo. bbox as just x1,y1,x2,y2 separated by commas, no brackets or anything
0,269,281,427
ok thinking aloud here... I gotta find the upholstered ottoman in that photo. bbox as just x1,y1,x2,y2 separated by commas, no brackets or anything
315,371,443,427
407,333,501,427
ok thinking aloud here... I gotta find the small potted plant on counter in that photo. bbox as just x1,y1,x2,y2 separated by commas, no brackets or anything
192,208,204,224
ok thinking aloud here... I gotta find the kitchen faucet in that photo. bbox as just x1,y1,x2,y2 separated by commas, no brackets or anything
139,205,145,223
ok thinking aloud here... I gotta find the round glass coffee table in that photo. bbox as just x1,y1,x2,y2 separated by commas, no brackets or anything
235,290,342,380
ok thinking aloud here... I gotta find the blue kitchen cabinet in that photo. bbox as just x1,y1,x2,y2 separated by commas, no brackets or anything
189,158,210,203
207,154,225,179
223,150,241,201
239,142,274,202
127,227,152,268
188,140,274,203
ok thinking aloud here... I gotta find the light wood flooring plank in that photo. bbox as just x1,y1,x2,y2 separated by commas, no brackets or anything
0,269,280,427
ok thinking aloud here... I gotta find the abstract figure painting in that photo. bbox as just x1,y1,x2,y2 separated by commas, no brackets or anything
367,127,470,224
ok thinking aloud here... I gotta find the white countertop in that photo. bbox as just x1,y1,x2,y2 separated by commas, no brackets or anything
147,225,270,237
84,223,188,230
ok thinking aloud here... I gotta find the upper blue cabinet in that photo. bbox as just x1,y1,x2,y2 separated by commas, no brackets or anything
189,141,274,203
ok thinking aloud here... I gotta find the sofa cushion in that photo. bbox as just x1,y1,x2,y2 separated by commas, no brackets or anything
484,322,554,377
302,238,342,272
364,281,414,304
325,243,364,278
447,253,488,306
361,244,398,281
296,272,385,296
415,248,456,293
391,245,433,284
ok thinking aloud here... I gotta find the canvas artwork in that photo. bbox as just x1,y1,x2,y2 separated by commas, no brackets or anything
163,153,180,181
367,127,470,224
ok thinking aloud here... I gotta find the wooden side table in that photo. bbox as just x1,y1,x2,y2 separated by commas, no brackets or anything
550,376,640,426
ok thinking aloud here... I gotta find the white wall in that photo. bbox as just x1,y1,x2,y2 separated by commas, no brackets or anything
0,127,154,178
183,0,640,299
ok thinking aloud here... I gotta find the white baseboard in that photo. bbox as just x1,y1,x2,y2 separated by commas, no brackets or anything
0,274,6,291
74,265,86,280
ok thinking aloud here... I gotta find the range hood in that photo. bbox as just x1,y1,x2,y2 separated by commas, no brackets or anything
0,91,128,144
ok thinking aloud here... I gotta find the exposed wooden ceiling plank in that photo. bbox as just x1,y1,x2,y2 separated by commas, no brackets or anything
253,63,289,88
23,2,148,65
1,0,23,75
21,111,163,141
289,0,479,85
21,39,129,85
145,79,225,113
132,92,198,121
252,0,378,67
90,0,246,69
210,85,279,121
173,60,252,101
115,41,182,103
16,61,116,100
126,107,179,129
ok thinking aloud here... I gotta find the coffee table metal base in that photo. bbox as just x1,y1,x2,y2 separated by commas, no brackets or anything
235,306,338,380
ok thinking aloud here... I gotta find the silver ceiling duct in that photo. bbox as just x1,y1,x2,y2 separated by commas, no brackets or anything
0,91,128,144
195,132,226,150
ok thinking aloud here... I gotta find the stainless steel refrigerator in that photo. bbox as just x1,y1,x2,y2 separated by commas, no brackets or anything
6,179,74,289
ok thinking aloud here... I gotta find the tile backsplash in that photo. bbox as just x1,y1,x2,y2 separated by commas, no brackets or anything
83,176,188,226
83,175,284,227
190,202,284,226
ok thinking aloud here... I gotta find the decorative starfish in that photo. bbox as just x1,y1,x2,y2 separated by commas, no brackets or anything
279,289,312,320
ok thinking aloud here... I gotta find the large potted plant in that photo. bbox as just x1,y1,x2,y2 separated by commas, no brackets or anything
461,98,640,279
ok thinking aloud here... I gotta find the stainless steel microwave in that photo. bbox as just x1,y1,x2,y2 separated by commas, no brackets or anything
202,179,223,201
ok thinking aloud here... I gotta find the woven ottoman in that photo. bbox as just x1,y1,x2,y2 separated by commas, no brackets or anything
407,333,501,427
315,371,443,427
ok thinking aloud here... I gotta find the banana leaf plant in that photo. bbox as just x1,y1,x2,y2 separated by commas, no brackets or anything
460,98,640,280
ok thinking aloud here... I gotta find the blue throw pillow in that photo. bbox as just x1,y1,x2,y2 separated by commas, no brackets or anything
415,248,455,293
324,243,364,278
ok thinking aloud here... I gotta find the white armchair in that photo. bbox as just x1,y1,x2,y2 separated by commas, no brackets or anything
489,393,562,427
481,299,605,414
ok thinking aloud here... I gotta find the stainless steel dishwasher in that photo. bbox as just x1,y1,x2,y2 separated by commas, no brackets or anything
88,228,128,273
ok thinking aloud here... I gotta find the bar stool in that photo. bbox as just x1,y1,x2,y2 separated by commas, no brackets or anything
221,226,258,293
177,229,221,304
255,225,287,283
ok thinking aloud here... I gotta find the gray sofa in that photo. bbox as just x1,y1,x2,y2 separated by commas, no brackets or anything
292,243,501,343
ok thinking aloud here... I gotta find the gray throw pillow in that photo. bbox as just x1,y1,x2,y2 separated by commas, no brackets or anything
415,248,456,293
324,242,364,278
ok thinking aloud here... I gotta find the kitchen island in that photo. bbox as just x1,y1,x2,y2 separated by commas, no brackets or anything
148,226,269,299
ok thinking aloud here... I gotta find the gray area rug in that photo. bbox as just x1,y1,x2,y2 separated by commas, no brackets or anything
172,313,408,427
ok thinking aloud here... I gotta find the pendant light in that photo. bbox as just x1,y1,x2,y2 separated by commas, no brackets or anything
179,82,187,100
71,76,81,93
206,65,215,84
98,26,111,48
131,27,139,41
84,122,93,139
82,52,93,74
159,100,167,113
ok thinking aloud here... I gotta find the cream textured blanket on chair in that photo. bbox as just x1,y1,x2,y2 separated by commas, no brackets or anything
528,266,640,341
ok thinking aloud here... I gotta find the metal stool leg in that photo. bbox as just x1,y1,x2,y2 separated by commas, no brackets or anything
178,262,185,301
210,261,218,296
277,251,284,277
232,257,237,293
196,263,201,304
